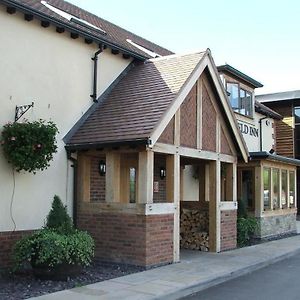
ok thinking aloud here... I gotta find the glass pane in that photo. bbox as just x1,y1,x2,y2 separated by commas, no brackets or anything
263,168,271,210
226,83,239,112
240,89,252,117
289,171,295,207
129,167,136,203
281,170,288,208
295,107,300,124
241,170,254,209
294,125,300,140
246,92,253,116
272,169,280,209
295,126,300,159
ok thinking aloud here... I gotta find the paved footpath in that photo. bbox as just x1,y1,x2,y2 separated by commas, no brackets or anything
31,235,300,300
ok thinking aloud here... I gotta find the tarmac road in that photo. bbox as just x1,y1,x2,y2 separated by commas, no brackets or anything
182,251,300,300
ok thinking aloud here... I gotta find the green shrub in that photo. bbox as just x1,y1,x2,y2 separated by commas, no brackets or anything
13,195,94,271
0,120,58,173
46,195,73,234
237,217,258,247
13,229,94,270
237,198,248,218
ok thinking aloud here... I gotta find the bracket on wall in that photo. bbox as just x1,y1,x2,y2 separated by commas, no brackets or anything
15,102,34,122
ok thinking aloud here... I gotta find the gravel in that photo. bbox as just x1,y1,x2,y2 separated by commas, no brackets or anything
0,262,144,300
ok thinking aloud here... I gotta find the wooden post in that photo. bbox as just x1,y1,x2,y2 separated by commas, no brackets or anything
232,163,237,202
209,160,221,252
174,109,180,146
225,163,235,201
197,79,203,149
137,150,154,204
105,152,121,202
77,154,91,202
166,154,180,262
254,165,263,217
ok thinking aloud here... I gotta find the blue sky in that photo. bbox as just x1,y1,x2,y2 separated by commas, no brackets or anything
69,0,300,94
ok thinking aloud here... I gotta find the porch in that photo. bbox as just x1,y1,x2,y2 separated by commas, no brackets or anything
75,146,238,267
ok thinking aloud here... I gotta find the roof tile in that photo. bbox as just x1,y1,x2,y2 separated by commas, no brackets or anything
67,52,206,146
10,0,173,58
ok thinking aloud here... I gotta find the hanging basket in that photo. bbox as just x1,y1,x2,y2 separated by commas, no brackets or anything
0,120,58,173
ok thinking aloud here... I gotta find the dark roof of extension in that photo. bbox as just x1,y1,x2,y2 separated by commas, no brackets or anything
2,0,173,59
65,52,206,149
256,90,300,103
250,152,300,166
218,64,263,88
255,100,282,120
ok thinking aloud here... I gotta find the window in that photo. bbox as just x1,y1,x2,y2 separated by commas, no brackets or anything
294,107,300,124
281,170,288,208
294,107,300,159
263,168,271,210
129,167,136,203
272,169,280,209
289,171,296,207
241,170,254,209
226,82,253,117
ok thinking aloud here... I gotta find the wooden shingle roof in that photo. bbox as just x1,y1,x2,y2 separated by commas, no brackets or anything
66,52,206,148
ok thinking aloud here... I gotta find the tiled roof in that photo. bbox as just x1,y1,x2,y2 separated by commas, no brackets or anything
4,0,173,59
256,90,300,103
66,52,206,147
255,100,282,120
217,64,263,88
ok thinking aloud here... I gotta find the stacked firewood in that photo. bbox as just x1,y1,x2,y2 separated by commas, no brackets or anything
180,208,209,251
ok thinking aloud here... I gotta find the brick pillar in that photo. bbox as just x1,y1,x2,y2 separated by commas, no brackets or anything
220,209,237,251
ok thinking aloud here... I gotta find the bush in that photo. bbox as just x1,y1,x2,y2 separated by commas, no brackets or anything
46,195,73,234
13,195,94,272
0,120,58,173
13,229,94,270
237,198,248,218
237,217,258,247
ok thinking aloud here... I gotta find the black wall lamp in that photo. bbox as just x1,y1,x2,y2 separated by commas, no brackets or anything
160,167,166,179
99,160,106,176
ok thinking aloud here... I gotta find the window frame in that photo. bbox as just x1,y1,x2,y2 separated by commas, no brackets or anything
239,168,255,210
294,106,300,159
272,168,280,209
289,170,296,208
263,167,272,210
226,81,253,118
281,169,288,209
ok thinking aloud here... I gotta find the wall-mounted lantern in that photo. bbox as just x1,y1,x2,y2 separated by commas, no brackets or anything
160,167,166,179
99,160,106,176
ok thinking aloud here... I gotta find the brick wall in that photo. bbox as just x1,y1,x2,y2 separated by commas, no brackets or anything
145,215,174,266
90,156,106,202
77,207,173,267
0,230,33,269
220,210,237,251
153,154,167,203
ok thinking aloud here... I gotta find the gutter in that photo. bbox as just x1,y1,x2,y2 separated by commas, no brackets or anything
1,0,148,61
90,46,103,102
249,151,300,166
66,152,78,227
258,116,268,152
65,138,150,152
